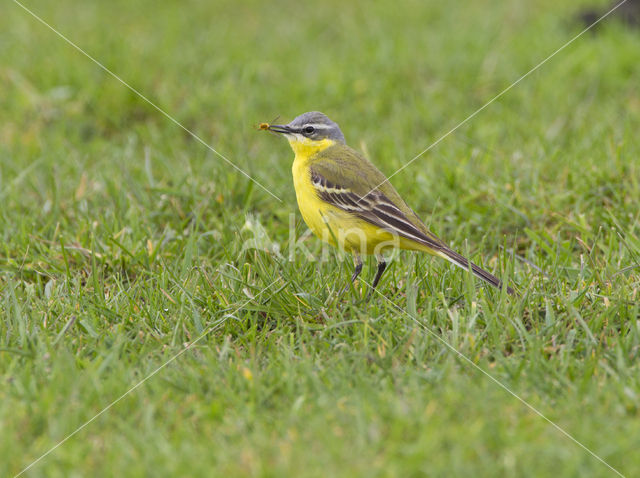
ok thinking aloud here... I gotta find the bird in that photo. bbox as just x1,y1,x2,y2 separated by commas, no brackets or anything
264,111,514,298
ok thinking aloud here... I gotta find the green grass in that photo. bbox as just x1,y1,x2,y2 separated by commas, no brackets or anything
1,0,640,476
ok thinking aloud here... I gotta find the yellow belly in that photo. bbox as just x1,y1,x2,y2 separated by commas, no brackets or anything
292,154,423,255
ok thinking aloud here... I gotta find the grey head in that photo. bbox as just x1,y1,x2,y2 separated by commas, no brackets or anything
268,111,346,143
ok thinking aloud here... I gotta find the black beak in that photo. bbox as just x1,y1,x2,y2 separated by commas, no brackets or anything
268,124,293,134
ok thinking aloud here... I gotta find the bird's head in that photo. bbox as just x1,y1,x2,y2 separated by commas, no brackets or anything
267,111,345,156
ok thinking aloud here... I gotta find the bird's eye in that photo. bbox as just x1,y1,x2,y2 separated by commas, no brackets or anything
303,126,315,134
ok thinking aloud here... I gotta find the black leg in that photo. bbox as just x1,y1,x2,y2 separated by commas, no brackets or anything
341,255,363,296
366,258,387,301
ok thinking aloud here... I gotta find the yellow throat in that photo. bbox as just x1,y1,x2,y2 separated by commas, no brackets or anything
288,135,336,200
286,136,336,161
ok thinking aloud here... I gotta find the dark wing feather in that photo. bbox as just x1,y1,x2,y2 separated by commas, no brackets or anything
309,169,444,251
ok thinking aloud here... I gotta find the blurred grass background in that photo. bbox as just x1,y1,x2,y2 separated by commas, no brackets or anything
1,0,639,476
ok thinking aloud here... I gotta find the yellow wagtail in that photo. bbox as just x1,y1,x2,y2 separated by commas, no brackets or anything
265,111,514,297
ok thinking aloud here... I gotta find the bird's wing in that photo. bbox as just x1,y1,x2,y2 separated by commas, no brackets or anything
309,144,512,294
309,145,445,251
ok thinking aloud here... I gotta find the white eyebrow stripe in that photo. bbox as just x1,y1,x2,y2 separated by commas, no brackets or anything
303,123,331,129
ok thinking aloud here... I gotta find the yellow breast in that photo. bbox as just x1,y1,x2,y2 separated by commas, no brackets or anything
291,147,337,244
289,137,402,255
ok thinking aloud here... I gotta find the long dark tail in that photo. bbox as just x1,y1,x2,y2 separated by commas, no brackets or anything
436,247,515,295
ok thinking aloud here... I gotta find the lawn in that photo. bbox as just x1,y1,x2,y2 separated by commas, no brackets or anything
1,0,639,476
